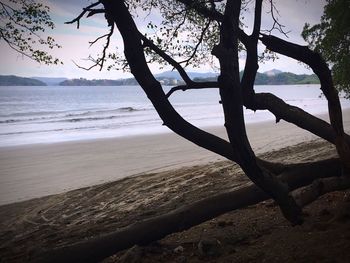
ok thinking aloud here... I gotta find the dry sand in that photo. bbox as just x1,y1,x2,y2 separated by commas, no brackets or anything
1,109,349,205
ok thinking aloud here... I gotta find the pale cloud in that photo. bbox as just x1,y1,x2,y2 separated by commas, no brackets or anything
0,0,327,79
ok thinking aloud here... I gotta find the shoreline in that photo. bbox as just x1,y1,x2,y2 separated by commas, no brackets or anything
0,109,349,205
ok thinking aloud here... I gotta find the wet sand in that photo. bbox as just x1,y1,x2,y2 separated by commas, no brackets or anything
0,109,349,205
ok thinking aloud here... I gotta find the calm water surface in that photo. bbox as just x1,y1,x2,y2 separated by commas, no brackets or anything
0,84,349,146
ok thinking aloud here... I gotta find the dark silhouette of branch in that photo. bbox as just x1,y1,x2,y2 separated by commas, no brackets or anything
262,0,290,37
141,33,193,84
89,33,109,47
86,9,105,18
71,23,114,71
178,19,212,67
166,82,218,98
65,1,102,28
140,33,218,97
176,0,249,46
260,33,350,171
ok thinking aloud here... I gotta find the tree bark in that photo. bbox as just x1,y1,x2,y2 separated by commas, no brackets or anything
213,1,302,225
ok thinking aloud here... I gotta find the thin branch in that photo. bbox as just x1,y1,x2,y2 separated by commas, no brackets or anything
72,23,114,71
166,81,218,98
178,18,212,67
176,0,249,46
167,8,188,44
140,33,193,83
65,1,101,29
140,33,218,97
89,33,109,47
3,38,36,61
87,9,105,18
99,23,114,70
262,0,290,37
0,2,42,38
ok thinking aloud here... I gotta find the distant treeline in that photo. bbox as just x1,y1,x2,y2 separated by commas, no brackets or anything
0,75,46,86
59,78,137,86
1,72,319,86
195,72,320,85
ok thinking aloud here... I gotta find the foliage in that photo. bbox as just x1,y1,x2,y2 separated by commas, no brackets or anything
88,0,256,71
126,0,221,68
302,0,350,96
0,0,62,65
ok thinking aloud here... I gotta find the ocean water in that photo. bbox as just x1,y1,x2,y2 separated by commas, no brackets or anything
0,84,349,147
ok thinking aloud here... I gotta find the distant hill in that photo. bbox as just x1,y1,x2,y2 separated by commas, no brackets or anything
1,70,319,86
263,69,283,76
32,77,67,86
255,72,319,85
154,70,218,81
59,78,137,86
0,75,46,86
194,71,319,85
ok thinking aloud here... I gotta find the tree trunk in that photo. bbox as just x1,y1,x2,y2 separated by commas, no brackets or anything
34,158,342,263
213,1,302,225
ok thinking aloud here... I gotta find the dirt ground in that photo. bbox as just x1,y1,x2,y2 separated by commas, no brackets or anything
104,191,350,263
1,140,350,262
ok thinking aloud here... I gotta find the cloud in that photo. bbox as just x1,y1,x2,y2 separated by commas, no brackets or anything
0,0,327,78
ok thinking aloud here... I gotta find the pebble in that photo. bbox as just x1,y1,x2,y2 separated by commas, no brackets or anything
174,245,184,253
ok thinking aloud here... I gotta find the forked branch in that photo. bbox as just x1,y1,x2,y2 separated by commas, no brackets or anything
65,1,102,29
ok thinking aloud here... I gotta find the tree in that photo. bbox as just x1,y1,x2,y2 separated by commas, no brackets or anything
0,0,61,65
34,1,350,262
302,0,350,97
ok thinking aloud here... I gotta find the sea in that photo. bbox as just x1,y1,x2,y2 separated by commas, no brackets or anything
0,84,349,147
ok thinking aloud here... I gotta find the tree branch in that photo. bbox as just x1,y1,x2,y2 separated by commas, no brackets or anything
140,33,218,97
65,1,102,29
262,0,290,37
72,23,114,71
260,33,350,170
176,0,249,46
178,18,212,67
141,33,193,84
166,81,218,98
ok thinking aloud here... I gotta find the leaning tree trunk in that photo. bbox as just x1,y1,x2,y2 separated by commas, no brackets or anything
35,159,348,263
212,0,302,225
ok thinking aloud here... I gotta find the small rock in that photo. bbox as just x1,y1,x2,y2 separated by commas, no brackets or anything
174,245,184,254
198,238,221,257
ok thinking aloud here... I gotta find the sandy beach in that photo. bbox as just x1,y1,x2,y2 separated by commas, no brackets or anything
0,134,350,261
1,109,349,206
0,107,349,262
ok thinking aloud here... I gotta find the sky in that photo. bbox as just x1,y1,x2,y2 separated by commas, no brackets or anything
0,0,326,80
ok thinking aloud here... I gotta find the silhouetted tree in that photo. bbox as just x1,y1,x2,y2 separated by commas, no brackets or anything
36,1,350,262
